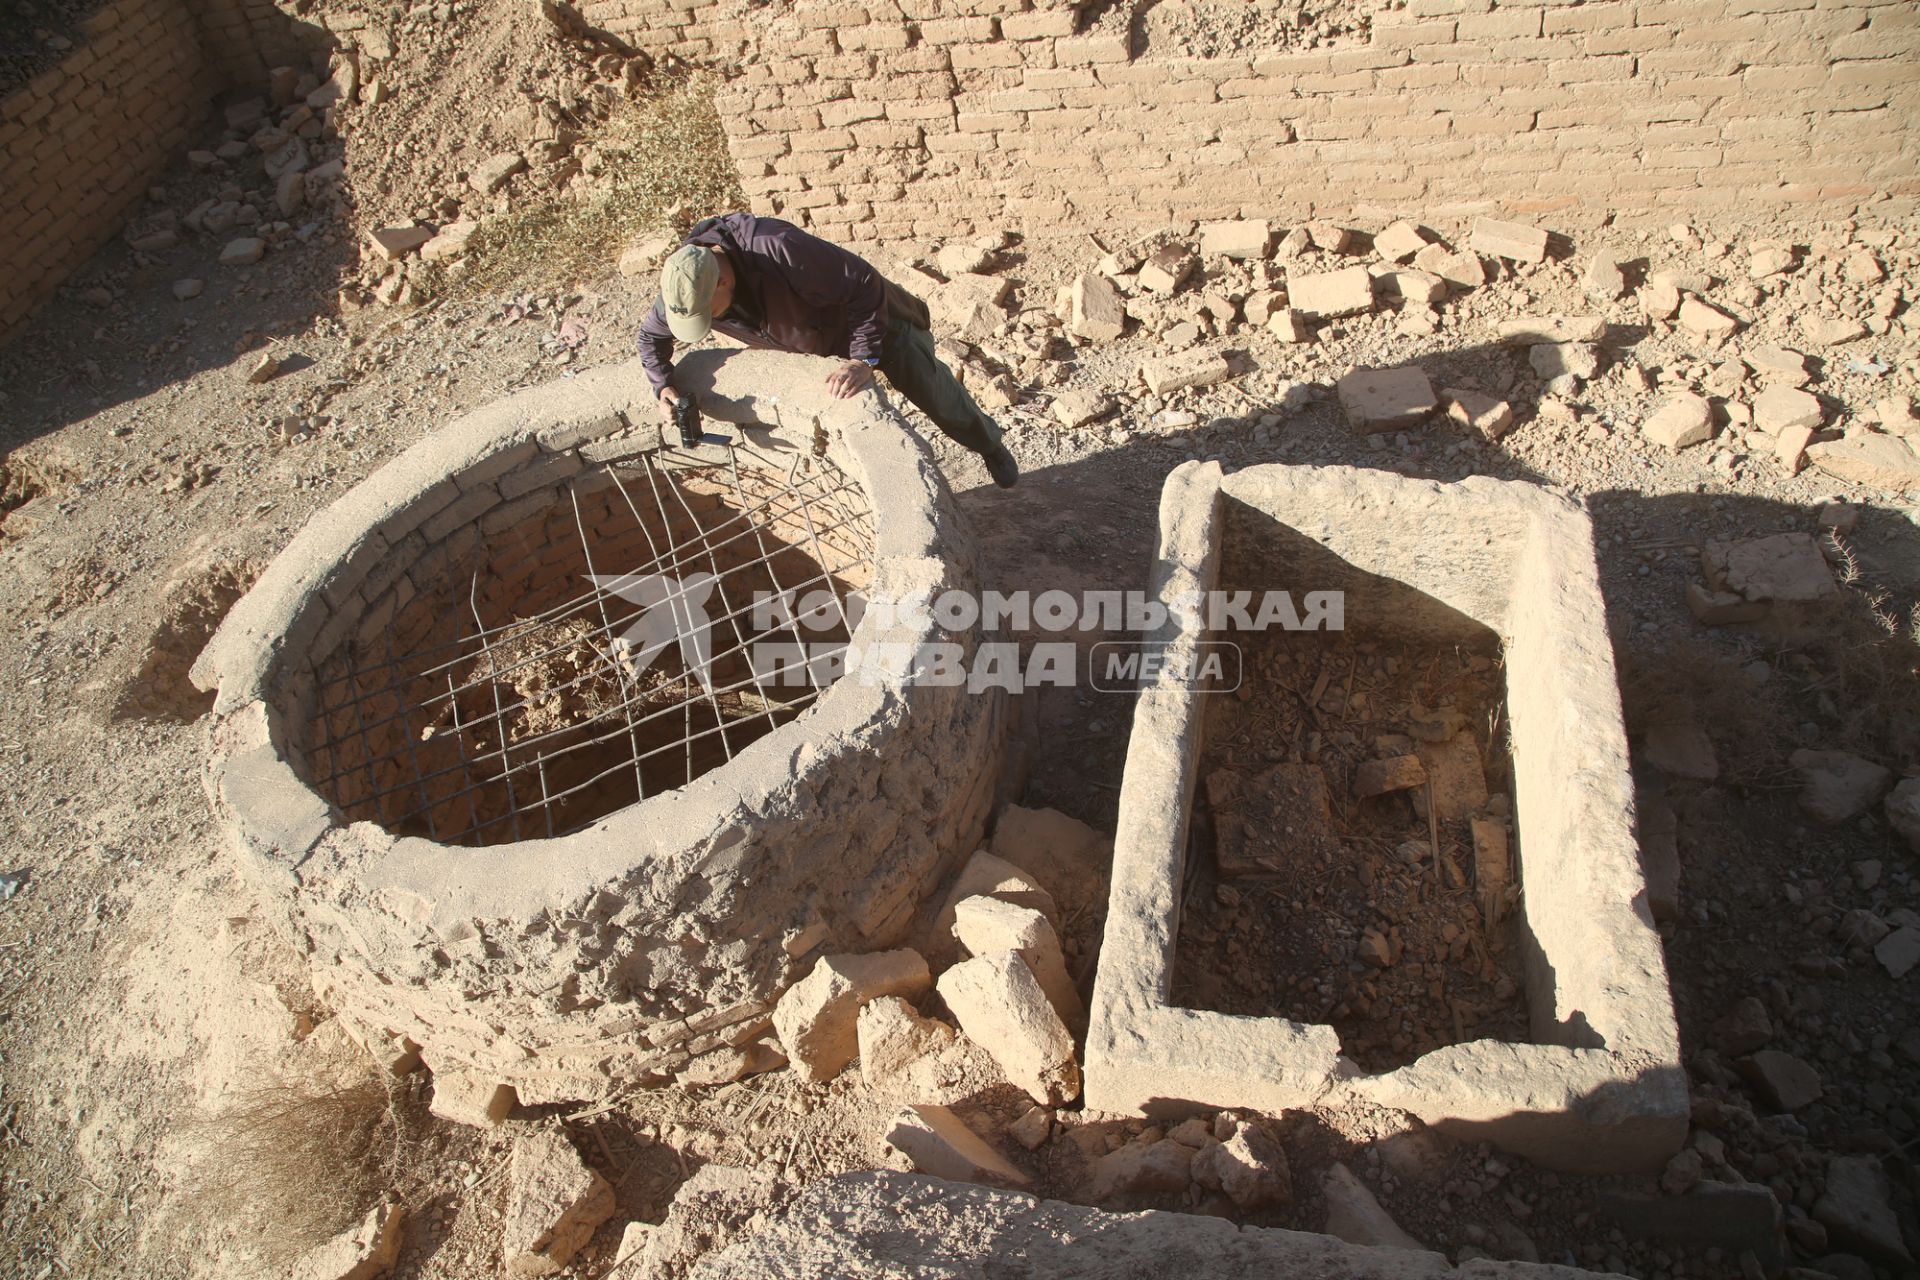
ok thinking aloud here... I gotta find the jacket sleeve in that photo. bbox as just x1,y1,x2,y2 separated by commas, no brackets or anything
638,296,676,394
762,224,888,364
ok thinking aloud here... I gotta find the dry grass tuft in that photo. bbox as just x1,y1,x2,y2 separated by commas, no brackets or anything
459,75,742,295
185,1074,426,1266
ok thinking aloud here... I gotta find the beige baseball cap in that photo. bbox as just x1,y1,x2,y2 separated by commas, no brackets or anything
660,244,720,342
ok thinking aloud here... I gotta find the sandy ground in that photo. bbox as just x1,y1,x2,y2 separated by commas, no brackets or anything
2,102,1920,1275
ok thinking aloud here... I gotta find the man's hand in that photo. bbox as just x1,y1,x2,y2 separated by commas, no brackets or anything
825,360,874,399
658,385,684,421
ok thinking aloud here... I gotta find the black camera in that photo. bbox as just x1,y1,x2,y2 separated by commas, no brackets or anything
672,396,703,448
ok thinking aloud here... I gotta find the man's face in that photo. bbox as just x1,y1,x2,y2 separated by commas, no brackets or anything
710,247,736,317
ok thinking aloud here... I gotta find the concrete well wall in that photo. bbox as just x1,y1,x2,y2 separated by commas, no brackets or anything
578,0,1919,239
196,349,1007,1104
1083,459,1687,1174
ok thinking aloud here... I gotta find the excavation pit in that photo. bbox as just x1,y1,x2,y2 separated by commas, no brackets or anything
1086,462,1687,1174
195,351,1006,1101
1173,618,1533,1074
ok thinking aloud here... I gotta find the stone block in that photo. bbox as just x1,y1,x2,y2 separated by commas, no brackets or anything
219,237,265,265
368,225,432,260
857,995,955,1086
1336,365,1437,432
773,949,933,1083
952,895,1081,1028
884,1104,1030,1187
1137,243,1196,294
429,1069,517,1128
1807,434,1920,493
1444,389,1514,439
1679,297,1739,339
1702,533,1835,602
1496,315,1605,345
1471,217,1548,263
1197,219,1272,260
1286,265,1373,318
470,151,526,194
938,951,1080,1105
503,1128,617,1277
1373,219,1431,263
1641,394,1713,451
1139,351,1233,396
1068,272,1125,342
1267,308,1314,343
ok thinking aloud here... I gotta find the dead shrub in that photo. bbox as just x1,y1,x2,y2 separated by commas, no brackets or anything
184,1074,426,1266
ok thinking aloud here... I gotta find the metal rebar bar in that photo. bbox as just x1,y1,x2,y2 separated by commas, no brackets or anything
306,454,875,846
468,571,526,843
571,486,649,807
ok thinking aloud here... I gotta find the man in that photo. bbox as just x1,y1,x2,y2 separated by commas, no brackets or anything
638,211,1020,489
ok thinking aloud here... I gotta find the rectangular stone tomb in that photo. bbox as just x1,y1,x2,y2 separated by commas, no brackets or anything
1084,461,1686,1174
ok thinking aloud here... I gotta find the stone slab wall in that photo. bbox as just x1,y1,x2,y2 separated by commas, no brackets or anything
581,0,1919,240
1084,460,1687,1174
0,0,317,342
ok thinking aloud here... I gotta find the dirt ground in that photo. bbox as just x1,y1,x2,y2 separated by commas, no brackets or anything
4,34,1920,1280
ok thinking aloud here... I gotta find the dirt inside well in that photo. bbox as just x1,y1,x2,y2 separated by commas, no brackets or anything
1172,627,1532,1073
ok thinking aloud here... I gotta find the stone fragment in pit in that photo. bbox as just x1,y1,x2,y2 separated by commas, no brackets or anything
1091,1138,1194,1199
1411,735,1488,823
1205,764,1337,877
1354,755,1426,799
1321,1162,1428,1250
952,895,1082,1028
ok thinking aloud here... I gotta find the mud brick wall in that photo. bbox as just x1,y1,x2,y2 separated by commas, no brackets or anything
194,0,327,86
0,0,320,342
0,0,211,339
580,0,1919,238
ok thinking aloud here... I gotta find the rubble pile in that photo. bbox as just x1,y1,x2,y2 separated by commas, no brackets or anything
100,0,675,319
884,213,1919,501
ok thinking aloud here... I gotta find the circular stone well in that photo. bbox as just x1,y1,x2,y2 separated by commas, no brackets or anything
197,350,1006,1101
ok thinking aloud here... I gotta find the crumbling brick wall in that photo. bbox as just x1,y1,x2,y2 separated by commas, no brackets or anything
0,0,212,339
580,0,1918,238
0,0,321,342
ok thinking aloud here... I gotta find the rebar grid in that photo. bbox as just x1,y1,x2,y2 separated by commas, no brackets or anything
304,442,874,848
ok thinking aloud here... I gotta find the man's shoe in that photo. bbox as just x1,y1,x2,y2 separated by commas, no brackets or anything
983,444,1019,489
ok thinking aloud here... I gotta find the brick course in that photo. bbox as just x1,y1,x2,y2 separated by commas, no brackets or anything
583,0,1914,237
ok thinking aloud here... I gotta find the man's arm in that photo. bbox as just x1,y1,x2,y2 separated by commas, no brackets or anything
638,296,676,394
760,224,887,364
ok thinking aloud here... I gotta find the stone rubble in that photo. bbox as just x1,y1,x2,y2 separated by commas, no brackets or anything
936,950,1080,1106
501,1127,617,1278
772,949,933,1084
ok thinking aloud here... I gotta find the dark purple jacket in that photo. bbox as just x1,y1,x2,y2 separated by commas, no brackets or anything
639,212,888,394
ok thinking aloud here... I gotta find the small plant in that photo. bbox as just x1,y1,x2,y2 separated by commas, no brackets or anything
459,75,744,295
